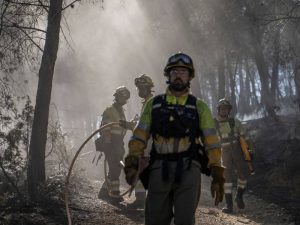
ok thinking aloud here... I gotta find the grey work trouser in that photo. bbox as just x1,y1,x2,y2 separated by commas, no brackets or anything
105,137,125,182
145,159,201,225
222,142,248,183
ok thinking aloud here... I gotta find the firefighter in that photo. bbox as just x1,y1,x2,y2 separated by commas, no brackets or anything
123,53,225,225
120,74,154,208
97,86,130,201
214,99,251,213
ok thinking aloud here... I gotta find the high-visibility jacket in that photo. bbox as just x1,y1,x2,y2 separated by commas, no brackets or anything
215,117,252,161
215,118,245,146
101,102,127,137
128,89,222,168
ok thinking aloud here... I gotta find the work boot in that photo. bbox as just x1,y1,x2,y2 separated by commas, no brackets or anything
222,193,233,214
235,188,245,209
109,190,123,202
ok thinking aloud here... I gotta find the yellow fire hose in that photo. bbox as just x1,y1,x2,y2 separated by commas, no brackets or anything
64,122,138,225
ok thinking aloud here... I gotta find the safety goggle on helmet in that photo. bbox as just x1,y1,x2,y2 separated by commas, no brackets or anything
164,52,195,78
217,99,232,109
114,86,130,100
134,74,154,88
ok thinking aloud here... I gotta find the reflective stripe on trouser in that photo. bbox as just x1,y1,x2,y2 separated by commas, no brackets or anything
110,180,120,192
105,141,124,182
145,159,201,225
237,179,247,189
222,142,248,183
224,183,233,194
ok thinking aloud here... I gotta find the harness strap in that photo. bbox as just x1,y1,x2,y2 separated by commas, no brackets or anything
149,94,208,182
151,145,197,182
214,117,236,143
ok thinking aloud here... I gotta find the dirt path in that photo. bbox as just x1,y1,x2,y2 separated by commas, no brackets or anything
70,179,296,225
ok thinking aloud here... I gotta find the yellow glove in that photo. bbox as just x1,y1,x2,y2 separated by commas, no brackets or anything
124,155,139,185
211,166,225,206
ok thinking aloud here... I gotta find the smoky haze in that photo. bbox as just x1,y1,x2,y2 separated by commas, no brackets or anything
45,0,217,188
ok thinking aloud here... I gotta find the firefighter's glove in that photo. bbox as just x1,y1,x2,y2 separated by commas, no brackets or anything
119,120,128,129
124,155,139,186
211,166,225,206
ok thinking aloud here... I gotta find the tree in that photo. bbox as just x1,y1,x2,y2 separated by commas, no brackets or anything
27,0,63,200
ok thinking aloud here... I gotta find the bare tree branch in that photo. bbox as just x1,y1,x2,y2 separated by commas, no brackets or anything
3,23,46,34
0,1,10,36
61,14,75,51
19,29,44,52
4,0,49,8
62,0,81,11
38,0,49,12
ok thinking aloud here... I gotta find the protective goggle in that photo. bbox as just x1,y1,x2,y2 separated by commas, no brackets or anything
168,53,193,65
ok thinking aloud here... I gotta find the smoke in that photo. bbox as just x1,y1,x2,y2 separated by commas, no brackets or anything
44,0,204,179
51,0,203,138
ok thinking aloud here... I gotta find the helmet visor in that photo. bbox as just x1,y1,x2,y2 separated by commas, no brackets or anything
168,53,193,65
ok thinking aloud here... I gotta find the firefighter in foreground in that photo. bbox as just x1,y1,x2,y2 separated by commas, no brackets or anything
120,74,154,208
97,86,130,201
215,99,254,213
124,53,225,225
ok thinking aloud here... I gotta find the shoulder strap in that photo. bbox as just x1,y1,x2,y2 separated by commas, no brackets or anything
185,95,201,140
214,118,220,130
185,94,197,108
152,94,165,109
214,118,222,139
228,118,235,136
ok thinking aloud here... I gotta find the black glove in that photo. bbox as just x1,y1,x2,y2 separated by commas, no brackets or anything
119,119,128,129
124,155,139,185
211,166,225,206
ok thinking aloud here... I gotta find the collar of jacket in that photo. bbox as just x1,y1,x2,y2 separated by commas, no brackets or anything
165,87,190,105
141,93,153,105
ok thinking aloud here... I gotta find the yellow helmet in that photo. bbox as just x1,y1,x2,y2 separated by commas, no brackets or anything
164,52,195,78
113,86,130,100
134,74,154,88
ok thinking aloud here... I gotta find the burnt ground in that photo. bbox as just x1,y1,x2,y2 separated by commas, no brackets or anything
0,175,297,225
71,177,297,225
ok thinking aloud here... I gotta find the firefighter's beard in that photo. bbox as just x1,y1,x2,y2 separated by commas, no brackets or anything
169,78,190,92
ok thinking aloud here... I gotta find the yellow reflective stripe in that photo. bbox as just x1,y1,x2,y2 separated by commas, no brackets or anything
221,140,238,147
224,183,233,193
224,183,233,187
153,137,191,154
237,179,247,189
111,130,124,135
